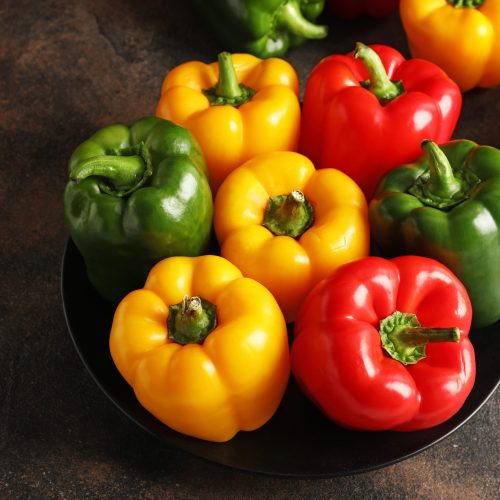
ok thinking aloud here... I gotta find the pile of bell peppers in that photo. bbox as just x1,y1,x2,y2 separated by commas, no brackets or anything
64,7,499,443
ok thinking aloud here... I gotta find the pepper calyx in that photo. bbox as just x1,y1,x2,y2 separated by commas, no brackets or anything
203,52,256,107
409,140,481,210
379,311,460,365
167,295,217,345
263,189,314,238
448,0,485,8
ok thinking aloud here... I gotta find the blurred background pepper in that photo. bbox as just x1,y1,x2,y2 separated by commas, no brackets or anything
191,0,328,58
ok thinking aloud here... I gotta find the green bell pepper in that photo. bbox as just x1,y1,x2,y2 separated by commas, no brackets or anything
369,139,500,328
192,0,328,58
64,116,213,303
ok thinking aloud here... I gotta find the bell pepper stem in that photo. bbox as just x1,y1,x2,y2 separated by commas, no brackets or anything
203,52,256,107
408,140,481,209
379,311,460,365
263,189,314,238
448,0,484,7
276,0,328,39
216,52,243,99
70,143,152,197
167,295,217,345
354,42,404,103
396,327,460,346
71,155,144,186
421,140,464,199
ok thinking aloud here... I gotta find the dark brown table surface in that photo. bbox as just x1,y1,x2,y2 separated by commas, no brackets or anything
1,1,499,498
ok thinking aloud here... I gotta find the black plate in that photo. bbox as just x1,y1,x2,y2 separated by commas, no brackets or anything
61,239,500,477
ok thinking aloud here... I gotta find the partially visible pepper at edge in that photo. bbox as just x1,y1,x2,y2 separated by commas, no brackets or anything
191,0,327,58
400,0,500,91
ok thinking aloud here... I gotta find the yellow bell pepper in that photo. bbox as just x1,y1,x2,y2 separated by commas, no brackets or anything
156,52,300,192
400,0,500,91
214,151,370,323
109,255,290,442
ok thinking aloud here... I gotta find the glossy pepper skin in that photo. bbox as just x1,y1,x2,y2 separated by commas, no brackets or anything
64,117,213,304
326,0,398,18
299,43,462,200
214,151,369,322
292,256,475,431
109,255,290,442
156,52,301,192
191,0,327,58
400,0,500,92
370,139,500,328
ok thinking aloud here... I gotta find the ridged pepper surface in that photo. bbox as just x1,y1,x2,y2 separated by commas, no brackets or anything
292,256,475,431
300,43,461,200
157,52,300,192
110,255,290,442
400,0,500,91
214,151,369,322
64,117,213,303
370,139,500,328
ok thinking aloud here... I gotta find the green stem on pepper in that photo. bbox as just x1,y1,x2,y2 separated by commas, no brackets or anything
408,140,481,209
379,310,460,365
70,142,153,197
167,295,217,345
276,0,328,39
354,42,404,104
263,189,314,238
422,140,463,198
203,52,256,107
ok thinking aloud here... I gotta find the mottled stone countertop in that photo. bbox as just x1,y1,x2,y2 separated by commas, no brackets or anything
1,1,499,498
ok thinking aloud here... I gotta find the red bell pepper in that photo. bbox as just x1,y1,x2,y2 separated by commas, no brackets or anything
326,0,399,19
299,43,462,200
291,256,476,431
